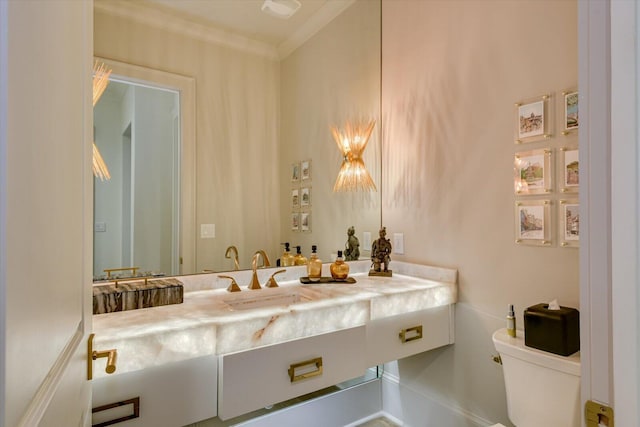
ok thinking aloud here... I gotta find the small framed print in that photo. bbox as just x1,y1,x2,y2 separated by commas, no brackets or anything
301,159,311,181
300,187,311,207
515,94,553,144
558,147,579,193
559,199,579,248
291,162,300,182
291,212,300,231
515,200,552,246
561,89,579,135
300,212,311,232
514,149,552,195
291,188,300,208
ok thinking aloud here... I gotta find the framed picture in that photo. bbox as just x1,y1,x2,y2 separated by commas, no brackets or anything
558,147,579,193
301,159,311,181
300,212,311,232
561,89,579,135
515,94,553,144
300,187,311,207
515,200,552,246
291,162,300,182
291,212,300,231
559,199,579,248
514,148,553,195
291,188,300,208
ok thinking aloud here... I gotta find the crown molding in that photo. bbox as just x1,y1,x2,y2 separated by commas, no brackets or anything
94,0,279,60
277,0,356,60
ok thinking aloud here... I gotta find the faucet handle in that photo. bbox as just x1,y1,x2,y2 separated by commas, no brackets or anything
218,275,241,292
266,269,286,288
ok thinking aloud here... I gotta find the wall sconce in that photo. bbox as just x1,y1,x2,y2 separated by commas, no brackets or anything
331,120,377,192
93,61,112,181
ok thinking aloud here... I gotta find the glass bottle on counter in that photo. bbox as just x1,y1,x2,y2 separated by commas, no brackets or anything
293,245,308,266
330,250,350,280
307,245,322,281
281,242,294,267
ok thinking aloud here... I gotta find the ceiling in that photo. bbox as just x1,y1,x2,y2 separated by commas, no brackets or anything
143,0,337,47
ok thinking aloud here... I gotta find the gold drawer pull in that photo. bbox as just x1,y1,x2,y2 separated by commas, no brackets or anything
288,357,323,383
399,325,423,343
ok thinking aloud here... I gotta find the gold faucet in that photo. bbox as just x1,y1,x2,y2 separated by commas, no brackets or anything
266,269,286,288
218,275,241,292
248,252,267,290
253,250,271,268
225,246,240,270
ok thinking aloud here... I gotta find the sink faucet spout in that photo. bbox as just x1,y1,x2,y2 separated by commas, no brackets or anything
225,246,240,270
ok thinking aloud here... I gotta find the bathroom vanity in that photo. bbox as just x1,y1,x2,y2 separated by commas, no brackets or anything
91,261,457,426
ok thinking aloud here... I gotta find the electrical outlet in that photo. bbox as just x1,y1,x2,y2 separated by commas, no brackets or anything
393,233,404,254
363,232,372,251
94,222,106,232
201,224,215,239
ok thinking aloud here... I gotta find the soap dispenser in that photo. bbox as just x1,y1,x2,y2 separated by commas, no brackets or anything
293,245,308,266
307,245,322,281
281,242,294,267
330,250,350,280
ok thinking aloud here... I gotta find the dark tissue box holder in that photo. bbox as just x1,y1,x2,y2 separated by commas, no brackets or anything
524,303,580,356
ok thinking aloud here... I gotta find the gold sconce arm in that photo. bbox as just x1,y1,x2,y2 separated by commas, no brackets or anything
88,333,118,380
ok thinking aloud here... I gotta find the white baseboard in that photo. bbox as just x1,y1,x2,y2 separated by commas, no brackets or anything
381,372,493,427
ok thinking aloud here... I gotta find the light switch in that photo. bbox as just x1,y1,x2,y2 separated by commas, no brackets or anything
94,222,106,232
393,233,404,254
363,232,372,251
201,224,215,239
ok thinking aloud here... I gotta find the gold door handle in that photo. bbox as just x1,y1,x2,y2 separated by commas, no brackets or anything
88,333,117,380
288,357,323,383
399,325,423,343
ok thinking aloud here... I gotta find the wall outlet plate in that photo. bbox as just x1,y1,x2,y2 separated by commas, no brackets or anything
393,233,404,254
363,232,372,251
201,224,215,239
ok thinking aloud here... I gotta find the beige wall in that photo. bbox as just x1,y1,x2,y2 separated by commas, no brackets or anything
280,0,381,262
95,6,280,272
382,1,578,424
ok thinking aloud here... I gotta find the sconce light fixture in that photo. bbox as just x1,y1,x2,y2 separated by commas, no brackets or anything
331,120,377,192
92,61,112,181
261,0,301,19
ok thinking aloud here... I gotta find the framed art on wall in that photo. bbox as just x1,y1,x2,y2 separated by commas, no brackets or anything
300,187,311,207
559,199,579,248
291,212,300,232
515,200,552,246
514,149,553,195
558,147,579,193
514,94,553,144
300,212,311,232
561,89,579,135
291,188,300,208
301,159,312,181
291,162,300,183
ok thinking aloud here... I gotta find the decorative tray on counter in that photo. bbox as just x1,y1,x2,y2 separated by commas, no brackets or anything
299,276,357,284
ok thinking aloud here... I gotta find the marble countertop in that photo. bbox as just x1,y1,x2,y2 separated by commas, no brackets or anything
92,261,457,378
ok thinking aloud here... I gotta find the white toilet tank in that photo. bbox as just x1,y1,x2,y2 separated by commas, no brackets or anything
492,328,581,427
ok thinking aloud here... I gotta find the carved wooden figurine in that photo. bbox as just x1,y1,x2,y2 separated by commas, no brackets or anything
369,226,392,276
344,226,360,261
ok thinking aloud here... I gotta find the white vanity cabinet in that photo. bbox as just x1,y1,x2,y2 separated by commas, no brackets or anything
365,305,454,367
217,325,367,420
92,355,218,427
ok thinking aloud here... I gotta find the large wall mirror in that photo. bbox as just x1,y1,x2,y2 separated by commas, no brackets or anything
93,0,381,279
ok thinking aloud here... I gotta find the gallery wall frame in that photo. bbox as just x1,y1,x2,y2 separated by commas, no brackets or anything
515,199,552,246
300,212,311,232
301,159,312,181
300,186,311,207
291,162,300,183
558,146,579,194
514,148,553,195
560,89,579,135
291,212,300,232
559,199,579,248
515,94,554,144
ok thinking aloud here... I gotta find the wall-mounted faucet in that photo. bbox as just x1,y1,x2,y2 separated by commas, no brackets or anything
225,245,240,270
253,250,271,268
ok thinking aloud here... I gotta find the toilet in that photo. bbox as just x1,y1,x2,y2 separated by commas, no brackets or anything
492,328,581,427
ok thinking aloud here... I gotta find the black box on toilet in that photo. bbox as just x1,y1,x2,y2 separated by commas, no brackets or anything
524,303,579,356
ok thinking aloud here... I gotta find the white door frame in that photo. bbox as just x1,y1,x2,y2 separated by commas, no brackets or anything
579,0,639,425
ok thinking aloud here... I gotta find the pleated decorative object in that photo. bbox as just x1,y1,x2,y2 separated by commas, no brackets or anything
92,61,112,181
331,120,377,192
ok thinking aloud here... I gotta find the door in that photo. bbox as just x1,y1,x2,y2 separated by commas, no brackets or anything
0,1,94,426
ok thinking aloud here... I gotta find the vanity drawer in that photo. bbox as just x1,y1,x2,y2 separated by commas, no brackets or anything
218,325,366,420
366,304,454,366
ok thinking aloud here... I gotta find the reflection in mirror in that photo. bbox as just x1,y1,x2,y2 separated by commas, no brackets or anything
93,79,180,280
93,0,381,277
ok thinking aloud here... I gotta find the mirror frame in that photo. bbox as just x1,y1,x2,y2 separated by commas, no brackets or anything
95,56,197,275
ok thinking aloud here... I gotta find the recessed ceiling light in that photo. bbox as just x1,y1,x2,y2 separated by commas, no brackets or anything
261,0,302,19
